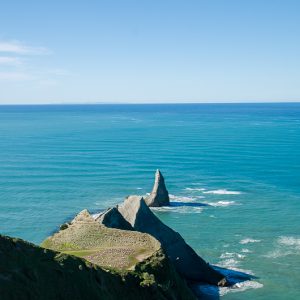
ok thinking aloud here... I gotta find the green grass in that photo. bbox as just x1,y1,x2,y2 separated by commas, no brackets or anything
42,210,161,271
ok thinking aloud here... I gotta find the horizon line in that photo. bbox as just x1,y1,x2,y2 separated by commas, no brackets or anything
1,100,300,106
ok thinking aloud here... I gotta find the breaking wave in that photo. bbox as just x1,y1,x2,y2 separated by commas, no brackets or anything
184,187,206,191
151,206,204,214
169,194,199,203
195,263,262,298
265,236,300,258
220,252,246,259
278,236,300,248
240,238,261,244
196,280,263,298
204,200,236,207
203,189,241,195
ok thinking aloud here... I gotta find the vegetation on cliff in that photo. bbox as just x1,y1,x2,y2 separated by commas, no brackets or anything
41,209,160,270
0,234,195,300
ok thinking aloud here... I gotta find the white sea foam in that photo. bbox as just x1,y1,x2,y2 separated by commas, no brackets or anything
201,255,258,298
146,193,206,214
218,258,240,268
169,194,197,203
240,238,261,244
184,187,206,191
136,187,143,190
265,236,300,258
220,252,246,259
219,281,263,296
241,248,252,253
196,280,263,297
278,236,300,248
203,189,241,195
205,200,236,207
151,206,204,214
217,251,254,276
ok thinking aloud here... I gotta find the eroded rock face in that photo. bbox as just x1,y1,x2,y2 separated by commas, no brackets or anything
144,169,170,207
102,196,227,286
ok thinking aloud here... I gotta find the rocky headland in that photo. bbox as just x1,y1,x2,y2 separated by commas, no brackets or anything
0,234,194,300
1,170,230,299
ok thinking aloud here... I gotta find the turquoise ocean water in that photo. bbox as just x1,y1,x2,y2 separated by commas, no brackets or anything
0,103,300,299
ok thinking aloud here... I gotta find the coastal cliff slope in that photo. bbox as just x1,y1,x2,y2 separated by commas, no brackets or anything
98,196,227,286
1,234,195,300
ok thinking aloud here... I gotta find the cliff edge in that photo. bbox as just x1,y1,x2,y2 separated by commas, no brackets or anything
1,233,195,300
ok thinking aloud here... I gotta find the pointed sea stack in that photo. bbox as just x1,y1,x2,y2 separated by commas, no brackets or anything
145,169,170,207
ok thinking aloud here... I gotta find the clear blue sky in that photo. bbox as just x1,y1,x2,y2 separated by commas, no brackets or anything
0,0,300,104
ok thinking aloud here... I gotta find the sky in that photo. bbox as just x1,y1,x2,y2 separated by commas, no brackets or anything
0,0,300,104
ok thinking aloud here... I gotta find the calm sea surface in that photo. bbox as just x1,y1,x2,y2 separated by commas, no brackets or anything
0,103,299,299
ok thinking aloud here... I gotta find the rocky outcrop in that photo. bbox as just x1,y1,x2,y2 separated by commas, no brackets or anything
0,234,195,300
96,207,133,230
144,169,170,207
99,196,227,286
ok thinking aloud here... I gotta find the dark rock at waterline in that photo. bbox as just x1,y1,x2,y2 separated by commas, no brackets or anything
144,169,170,207
99,195,227,286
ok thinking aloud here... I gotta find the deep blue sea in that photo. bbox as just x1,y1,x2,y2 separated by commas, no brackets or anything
0,103,300,299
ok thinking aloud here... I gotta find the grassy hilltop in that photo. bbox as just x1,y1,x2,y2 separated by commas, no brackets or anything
0,209,195,300
41,209,160,271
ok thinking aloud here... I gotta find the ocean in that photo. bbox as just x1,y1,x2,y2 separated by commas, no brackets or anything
0,103,299,299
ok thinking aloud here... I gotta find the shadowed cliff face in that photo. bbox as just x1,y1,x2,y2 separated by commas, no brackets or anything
0,234,196,300
98,196,227,286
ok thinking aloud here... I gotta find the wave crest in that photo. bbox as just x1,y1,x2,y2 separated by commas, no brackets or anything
203,189,241,195
205,200,236,207
265,236,300,258
240,238,261,244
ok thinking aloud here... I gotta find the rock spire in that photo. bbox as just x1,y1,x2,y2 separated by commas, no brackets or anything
145,169,170,207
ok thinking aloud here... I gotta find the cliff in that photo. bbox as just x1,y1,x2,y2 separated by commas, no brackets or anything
98,196,227,286
0,234,195,300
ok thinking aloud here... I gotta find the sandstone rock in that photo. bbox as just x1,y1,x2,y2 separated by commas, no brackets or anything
144,169,170,207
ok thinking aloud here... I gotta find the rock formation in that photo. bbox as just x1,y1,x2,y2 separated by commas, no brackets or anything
96,207,133,230
98,195,227,286
144,169,170,207
1,234,195,300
